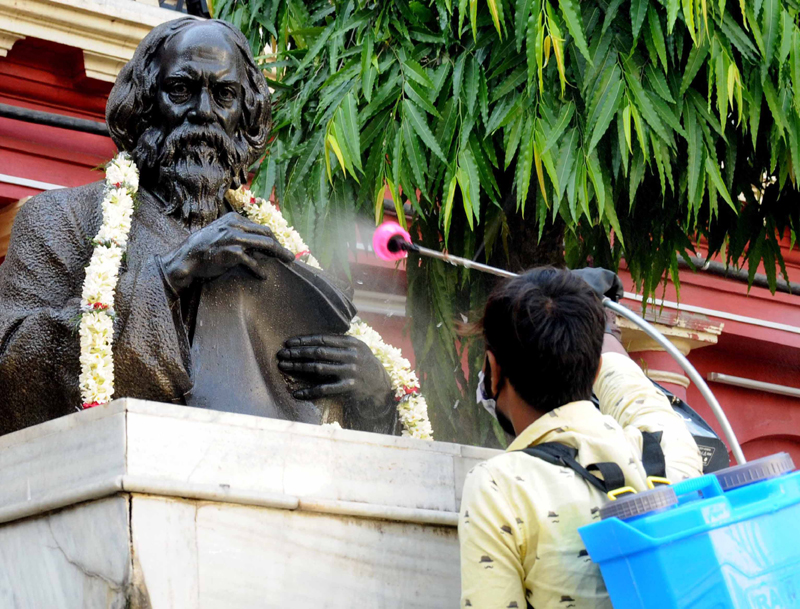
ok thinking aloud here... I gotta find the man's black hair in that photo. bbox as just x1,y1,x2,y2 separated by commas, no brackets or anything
480,267,605,413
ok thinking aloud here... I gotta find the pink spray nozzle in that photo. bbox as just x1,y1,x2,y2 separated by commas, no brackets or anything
373,221,412,261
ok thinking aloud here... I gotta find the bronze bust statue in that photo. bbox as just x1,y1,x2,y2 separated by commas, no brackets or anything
0,18,398,435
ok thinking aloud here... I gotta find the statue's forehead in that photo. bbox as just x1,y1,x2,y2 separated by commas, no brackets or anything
159,25,242,76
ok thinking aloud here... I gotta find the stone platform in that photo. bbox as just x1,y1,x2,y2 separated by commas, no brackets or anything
0,399,497,608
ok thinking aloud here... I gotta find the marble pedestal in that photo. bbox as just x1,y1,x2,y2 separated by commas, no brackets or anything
0,400,497,608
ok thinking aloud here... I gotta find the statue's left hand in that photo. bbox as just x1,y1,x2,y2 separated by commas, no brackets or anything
278,334,397,434
277,335,396,425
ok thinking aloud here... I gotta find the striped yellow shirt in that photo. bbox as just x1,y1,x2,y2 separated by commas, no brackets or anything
458,353,703,609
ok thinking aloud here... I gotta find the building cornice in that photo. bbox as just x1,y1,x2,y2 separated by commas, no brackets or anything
0,0,187,81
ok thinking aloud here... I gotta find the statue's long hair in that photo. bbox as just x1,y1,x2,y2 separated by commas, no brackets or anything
105,18,271,186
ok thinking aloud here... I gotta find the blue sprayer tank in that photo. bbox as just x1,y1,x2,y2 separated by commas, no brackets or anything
578,453,800,609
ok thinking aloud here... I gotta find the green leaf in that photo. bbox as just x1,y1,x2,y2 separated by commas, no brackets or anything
586,151,605,215
666,0,680,32
360,75,401,123
601,0,624,36
647,8,668,72
405,80,441,117
436,99,459,160
630,0,648,43
453,53,466,100
470,0,478,40
515,0,534,52
749,73,763,150
443,171,458,242
465,56,479,115
402,117,427,185
288,130,324,189
684,104,702,209
715,44,728,131
792,31,800,115
603,197,625,246
459,147,481,220
403,99,448,163
457,165,474,229
479,71,490,126
361,33,374,103
646,65,675,103
504,114,524,169
646,91,686,139
403,58,435,88
541,102,576,154
586,62,625,152
680,43,709,96
469,135,501,201
490,65,527,102
761,0,779,66
296,24,334,72
554,128,578,201
391,123,403,194
526,12,538,89
515,117,535,208
559,0,592,62
682,0,696,42
720,11,759,62
762,77,786,137
704,155,736,211
339,92,362,172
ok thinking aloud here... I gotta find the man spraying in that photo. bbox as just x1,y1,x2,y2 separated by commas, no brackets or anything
459,267,703,608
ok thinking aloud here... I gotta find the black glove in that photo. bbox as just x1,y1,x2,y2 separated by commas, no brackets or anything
571,267,624,302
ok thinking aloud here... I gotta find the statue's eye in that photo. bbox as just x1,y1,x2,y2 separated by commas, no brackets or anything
168,83,189,99
216,86,236,103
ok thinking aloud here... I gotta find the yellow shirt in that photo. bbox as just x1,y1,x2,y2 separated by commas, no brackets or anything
458,353,704,609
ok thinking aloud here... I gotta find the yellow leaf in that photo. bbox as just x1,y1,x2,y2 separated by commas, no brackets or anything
327,133,347,178
324,137,333,184
534,145,548,206
544,35,551,66
374,179,385,224
552,36,566,96
700,0,708,37
385,175,406,230
623,105,632,153
487,0,503,38
727,64,735,111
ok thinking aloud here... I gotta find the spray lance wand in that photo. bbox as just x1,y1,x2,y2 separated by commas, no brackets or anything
372,221,746,465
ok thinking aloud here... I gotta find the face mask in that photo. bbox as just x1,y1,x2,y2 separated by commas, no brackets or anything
476,363,517,437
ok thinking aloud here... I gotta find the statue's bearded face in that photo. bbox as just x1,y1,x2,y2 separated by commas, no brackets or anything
136,25,251,231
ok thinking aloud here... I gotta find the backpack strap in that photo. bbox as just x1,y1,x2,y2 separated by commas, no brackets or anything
641,430,669,487
520,443,627,496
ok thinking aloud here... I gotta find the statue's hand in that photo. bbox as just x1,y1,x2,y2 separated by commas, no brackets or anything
160,212,295,294
277,334,395,418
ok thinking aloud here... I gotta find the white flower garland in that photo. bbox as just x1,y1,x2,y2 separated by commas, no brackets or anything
79,154,433,440
78,153,138,407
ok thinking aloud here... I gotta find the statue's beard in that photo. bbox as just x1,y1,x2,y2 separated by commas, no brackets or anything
133,122,251,231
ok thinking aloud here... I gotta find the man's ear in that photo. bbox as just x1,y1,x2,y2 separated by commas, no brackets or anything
487,350,501,396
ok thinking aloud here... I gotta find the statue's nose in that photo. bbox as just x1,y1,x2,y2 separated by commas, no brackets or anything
188,89,214,124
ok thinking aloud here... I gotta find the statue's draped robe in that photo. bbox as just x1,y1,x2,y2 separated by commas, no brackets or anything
0,182,395,435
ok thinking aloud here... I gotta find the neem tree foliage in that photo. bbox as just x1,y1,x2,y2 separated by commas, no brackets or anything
216,0,800,445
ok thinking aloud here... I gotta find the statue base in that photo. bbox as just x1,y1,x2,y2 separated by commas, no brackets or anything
0,400,496,608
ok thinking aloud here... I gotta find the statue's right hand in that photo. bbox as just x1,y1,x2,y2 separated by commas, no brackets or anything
159,212,295,294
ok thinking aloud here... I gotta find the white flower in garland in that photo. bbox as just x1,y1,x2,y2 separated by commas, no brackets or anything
80,157,434,440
